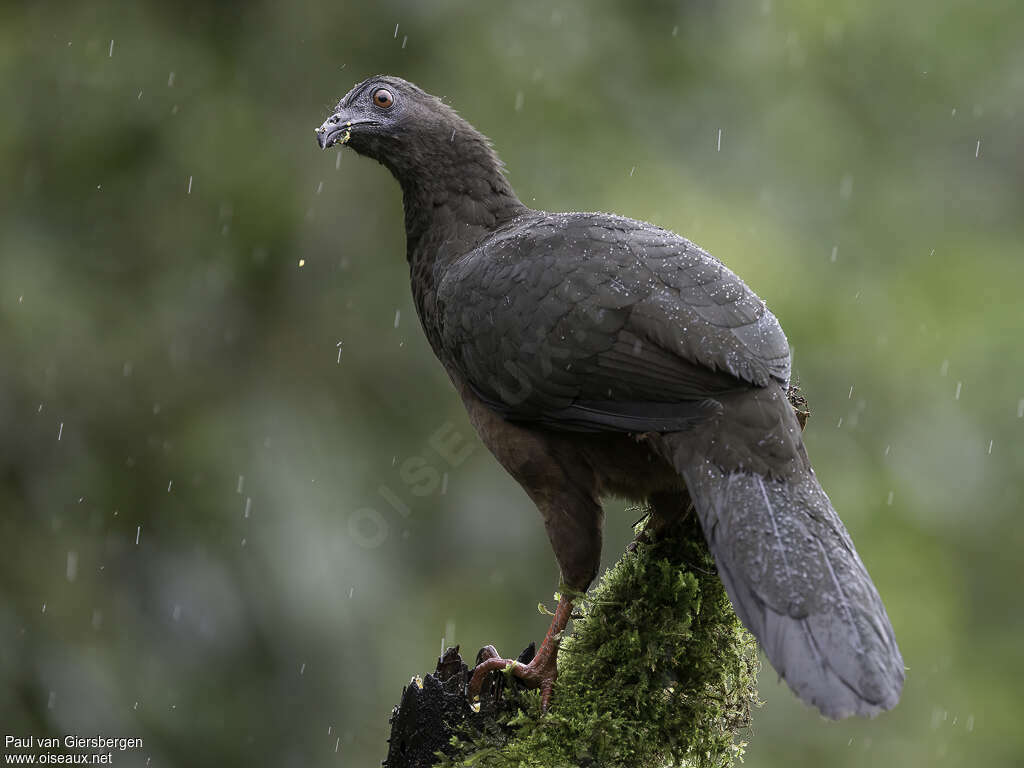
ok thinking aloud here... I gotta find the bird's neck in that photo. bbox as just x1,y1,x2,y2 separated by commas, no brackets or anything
391,129,528,268
388,126,528,344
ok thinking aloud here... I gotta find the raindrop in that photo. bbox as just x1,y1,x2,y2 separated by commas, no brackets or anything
316,181,323,195
987,440,993,455
335,152,342,170
108,39,114,57
237,475,245,494
336,341,344,363
167,71,175,87
135,526,141,545
839,174,853,200
393,23,399,38
91,610,103,630
348,587,354,599
167,480,173,493
830,245,838,262
716,128,722,152
441,472,449,495
629,166,636,177
672,25,679,36
836,417,843,428
940,359,949,376
394,309,401,328
402,35,408,49
47,692,56,709
886,491,894,506
975,139,981,158
514,91,524,112
335,738,340,753
66,551,78,582
172,604,181,621
884,444,891,456
187,176,193,194
57,422,63,441
848,385,854,399
1017,399,1023,418
300,662,306,675
244,497,252,518
966,714,975,732
42,603,47,614
955,381,962,400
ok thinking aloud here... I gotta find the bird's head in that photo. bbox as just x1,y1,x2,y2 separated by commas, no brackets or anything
316,76,457,161
315,75,506,190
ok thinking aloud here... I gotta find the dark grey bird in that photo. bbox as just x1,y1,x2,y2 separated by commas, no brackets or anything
315,75,903,720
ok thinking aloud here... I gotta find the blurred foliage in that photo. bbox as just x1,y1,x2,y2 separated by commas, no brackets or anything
1,1,1022,766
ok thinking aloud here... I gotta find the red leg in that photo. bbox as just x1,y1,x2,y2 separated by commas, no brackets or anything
468,594,574,712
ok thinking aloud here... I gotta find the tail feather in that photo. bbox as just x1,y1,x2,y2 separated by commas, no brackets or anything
678,458,904,719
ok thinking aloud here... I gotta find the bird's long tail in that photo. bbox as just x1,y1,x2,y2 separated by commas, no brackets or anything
667,447,904,719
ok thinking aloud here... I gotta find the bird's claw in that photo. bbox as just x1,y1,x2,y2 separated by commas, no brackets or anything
468,645,559,713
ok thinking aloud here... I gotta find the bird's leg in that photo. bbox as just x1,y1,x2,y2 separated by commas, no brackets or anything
468,593,574,712
628,490,691,552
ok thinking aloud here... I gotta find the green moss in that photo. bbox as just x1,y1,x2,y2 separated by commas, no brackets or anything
440,510,760,768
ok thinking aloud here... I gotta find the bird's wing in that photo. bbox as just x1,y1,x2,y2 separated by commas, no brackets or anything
437,212,791,432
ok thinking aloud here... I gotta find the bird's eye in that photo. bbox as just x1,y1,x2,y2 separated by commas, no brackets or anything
372,88,394,109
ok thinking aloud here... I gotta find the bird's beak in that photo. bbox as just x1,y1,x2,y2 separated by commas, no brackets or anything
315,113,371,149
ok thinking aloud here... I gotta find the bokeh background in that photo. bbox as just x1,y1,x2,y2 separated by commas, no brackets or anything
2,1,1022,766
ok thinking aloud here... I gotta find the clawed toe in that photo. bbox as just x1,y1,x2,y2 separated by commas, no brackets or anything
467,595,574,713
467,645,559,712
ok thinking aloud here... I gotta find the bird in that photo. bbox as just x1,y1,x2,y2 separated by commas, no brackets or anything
315,75,903,720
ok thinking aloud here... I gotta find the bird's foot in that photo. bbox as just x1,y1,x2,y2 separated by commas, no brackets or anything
468,594,574,713
469,642,560,711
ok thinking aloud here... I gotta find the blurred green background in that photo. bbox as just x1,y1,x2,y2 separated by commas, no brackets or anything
2,1,1021,765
